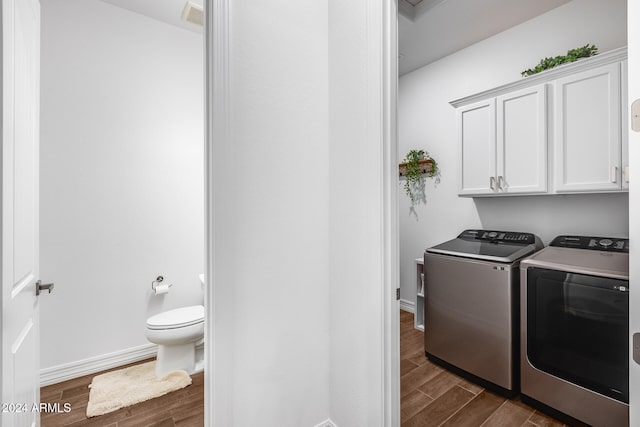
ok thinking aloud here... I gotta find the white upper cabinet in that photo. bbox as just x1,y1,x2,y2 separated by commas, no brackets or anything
496,85,547,194
459,99,496,195
458,86,547,196
554,62,621,192
451,47,627,197
621,60,629,190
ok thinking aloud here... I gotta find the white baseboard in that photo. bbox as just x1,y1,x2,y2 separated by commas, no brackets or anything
40,343,157,387
399,299,415,313
312,419,338,427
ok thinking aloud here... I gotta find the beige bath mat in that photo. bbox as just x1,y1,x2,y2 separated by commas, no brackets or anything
86,361,192,417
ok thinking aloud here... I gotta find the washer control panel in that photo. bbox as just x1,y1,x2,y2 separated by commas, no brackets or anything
550,235,629,253
457,229,536,244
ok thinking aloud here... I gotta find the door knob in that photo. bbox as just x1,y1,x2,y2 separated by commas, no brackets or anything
36,280,55,296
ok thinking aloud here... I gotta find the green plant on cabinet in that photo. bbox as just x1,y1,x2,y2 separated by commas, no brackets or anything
521,44,598,77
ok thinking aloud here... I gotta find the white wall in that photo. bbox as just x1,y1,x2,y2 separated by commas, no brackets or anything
398,0,628,307
208,0,394,425
209,1,331,426
39,0,204,371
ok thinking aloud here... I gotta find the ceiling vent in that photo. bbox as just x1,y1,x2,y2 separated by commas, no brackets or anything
181,1,203,26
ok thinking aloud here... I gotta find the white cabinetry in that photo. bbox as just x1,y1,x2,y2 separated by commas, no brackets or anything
496,85,547,194
554,62,624,192
459,86,547,196
622,60,629,190
459,100,495,195
414,258,424,331
452,47,627,197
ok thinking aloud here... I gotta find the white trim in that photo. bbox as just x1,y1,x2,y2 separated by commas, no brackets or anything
627,1,639,424
205,0,230,426
399,299,415,313
381,0,400,425
39,343,157,387
312,419,338,427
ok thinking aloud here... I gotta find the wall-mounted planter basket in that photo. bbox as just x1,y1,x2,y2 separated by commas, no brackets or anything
399,159,433,177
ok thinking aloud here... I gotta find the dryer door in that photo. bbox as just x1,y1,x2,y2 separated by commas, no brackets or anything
526,267,629,403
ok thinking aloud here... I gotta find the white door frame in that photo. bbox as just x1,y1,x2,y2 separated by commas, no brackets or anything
627,0,639,425
203,0,399,425
382,0,401,425
203,0,231,425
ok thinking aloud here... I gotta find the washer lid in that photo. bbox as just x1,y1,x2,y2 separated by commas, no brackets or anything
147,305,204,329
426,229,543,263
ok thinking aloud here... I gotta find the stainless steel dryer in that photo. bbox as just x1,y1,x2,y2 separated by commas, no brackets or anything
424,229,543,396
520,235,629,427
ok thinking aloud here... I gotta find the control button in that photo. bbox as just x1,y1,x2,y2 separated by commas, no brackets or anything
488,232,498,239
589,239,598,247
615,241,625,249
599,239,613,247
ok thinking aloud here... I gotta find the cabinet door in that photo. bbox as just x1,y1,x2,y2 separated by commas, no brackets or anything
496,85,547,194
554,63,621,192
622,60,629,189
458,99,496,195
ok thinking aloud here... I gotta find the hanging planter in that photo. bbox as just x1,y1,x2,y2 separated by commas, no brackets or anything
399,149,439,204
399,158,433,177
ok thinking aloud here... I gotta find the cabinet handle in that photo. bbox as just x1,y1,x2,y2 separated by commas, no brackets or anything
489,176,496,191
611,166,618,183
624,166,630,183
498,176,508,191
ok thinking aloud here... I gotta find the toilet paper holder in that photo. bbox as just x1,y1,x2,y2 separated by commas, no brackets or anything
151,275,172,292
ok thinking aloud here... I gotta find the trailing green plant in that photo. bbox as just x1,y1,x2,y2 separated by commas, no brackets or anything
521,44,598,77
402,149,439,204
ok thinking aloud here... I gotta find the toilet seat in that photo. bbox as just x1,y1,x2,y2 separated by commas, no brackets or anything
146,305,204,330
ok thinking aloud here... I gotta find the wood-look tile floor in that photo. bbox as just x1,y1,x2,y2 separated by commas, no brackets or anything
39,312,570,427
400,310,570,427
40,359,203,427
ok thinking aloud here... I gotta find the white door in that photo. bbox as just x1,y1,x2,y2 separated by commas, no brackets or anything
628,2,640,425
496,84,547,194
554,62,622,192
2,0,41,426
458,99,496,195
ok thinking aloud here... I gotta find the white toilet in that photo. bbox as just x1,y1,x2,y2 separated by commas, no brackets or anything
145,274,205,378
